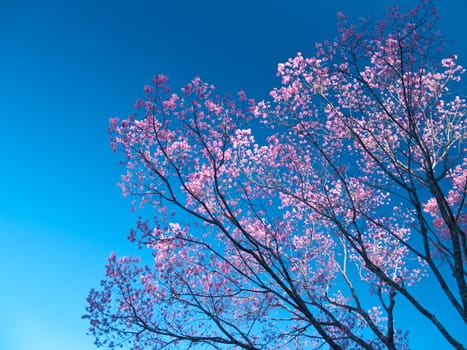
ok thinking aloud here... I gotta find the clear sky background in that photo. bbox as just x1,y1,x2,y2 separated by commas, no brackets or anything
0,1,465,349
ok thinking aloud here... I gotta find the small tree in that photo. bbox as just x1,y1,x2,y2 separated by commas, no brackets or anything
85,2,466,349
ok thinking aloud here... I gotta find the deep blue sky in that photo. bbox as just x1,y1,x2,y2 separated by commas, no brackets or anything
0,1,465,349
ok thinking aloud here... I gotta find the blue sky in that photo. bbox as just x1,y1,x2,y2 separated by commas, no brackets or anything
0,1,465,349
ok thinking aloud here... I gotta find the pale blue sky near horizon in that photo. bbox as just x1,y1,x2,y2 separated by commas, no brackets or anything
0,1,466,349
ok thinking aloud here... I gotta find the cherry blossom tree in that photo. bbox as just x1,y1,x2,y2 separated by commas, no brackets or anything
84,1,466,349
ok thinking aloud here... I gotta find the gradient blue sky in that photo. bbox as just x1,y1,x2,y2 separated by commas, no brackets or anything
0,1,465,349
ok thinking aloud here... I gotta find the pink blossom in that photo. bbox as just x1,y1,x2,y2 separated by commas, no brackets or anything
143,84,154,94
153,74,168,87
237,89,247,102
